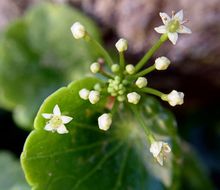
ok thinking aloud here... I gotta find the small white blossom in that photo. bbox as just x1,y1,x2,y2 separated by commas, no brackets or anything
154,10,192,45
79,88,90,100
162,90,184,106
127,92,141,104
150,141,171,166
88,90,100,104
115,38,128,52
98,113,112,131
125,64,135,75
71,22,86,39
42,105,73,134
90,62,101,73
155,56,171,70
135,77,148,88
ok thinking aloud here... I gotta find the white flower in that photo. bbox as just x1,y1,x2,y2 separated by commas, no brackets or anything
162,90,184,106
150,141,171,166
79,88,90,100
98,113,112,131
125,64,135,75
71,22,86,39
88,90,100,104
135,77,148,88
42,105,73,134
115,38,128,52
154,10,192,45
90,62,101,73
127,92,141,104
155,56,171,70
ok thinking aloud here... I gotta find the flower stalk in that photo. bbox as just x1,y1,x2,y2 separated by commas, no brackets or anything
134,34,168,72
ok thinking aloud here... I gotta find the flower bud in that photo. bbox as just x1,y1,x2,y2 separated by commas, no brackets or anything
88,90,100,104
163,90,184,106
125,64,135,75
127,92,141,104
155,56,171,70
79,88,90,100
94,83,102,91
115,38,128,52
111,64,120,73
90,62,100,73
71,22,86,39
98,113,112,131
135,77,148,88
150,141,171,166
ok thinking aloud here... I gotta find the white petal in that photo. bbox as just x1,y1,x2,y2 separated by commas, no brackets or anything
42,113,53,119
61,116,73,124
44,124,53,131
156,154,164,166
150,141,163,157
57,125,69,134
53,105,61,116
177,25,192,34
159,12,171,25
174,10,183,21
154,25,167,34
168,32,178,45
163,143,171,153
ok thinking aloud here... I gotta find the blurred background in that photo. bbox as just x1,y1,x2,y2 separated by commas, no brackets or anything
0,0,219,189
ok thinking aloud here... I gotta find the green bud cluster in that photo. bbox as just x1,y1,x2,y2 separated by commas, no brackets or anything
107,76,128,102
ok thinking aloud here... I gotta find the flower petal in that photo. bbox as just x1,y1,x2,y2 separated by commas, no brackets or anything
159,12,171,25
150,141,163,157
174,10,183,21
156,154,164,166
177,25,192,34
53,104,61,116
44,124,53,131
163,143,171,153
57,125,69,134
168,32,178,45
154,25,167,34
61,116,73,124
42,113,53,119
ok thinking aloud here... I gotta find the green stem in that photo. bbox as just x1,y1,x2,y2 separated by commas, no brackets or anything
111,100,119,116
134,34,168,72
141,87,164,98
99,70,114,79
129,105,155,143
134,65,156,78
88,36,114,67
119,52,125,70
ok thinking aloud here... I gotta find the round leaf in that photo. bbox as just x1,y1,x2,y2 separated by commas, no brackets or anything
21,78,179,189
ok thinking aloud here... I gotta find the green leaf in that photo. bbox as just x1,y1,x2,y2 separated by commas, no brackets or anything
0,3,101,129
21,77,179,190
0,152,29,190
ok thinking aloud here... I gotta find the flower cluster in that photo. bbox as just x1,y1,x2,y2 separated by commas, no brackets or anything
42,10,191,166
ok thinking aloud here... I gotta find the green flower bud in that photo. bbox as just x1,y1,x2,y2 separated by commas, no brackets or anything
90,62,101,73
111,64,120,73
117,95,126,102
135,77,148,88
125,64,135,75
